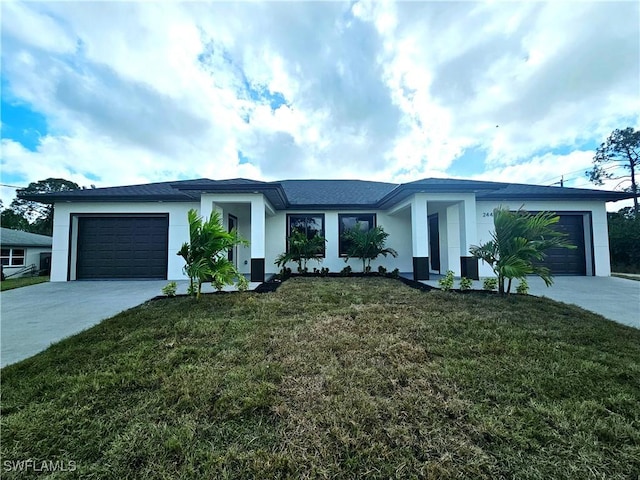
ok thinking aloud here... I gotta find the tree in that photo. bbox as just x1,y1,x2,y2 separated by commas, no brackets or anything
177,209,249,299
470,208,575,294
607,206,640,273
586,127,640,216
341,224,398,273
275,229,326,273
13,178,80,235
0,206,30,231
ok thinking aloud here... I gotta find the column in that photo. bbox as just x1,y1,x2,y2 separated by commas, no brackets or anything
459,196,479,280
250,195,266,282
411,194,429,280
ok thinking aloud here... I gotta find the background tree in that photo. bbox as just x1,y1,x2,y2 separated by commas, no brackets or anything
275,229,326,273
13,178,80,235
177,209,248,299
586,127,639,216
607,206,640,273
470,208,575,294
341,224,397,273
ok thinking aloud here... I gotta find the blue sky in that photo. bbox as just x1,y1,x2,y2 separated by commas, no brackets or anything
1,1,638,208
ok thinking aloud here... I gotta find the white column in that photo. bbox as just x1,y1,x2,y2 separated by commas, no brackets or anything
459,195,477,256
446,204,462,276
250,195,266,259
411,194,429,257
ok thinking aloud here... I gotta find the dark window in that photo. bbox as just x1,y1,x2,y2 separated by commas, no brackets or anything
339,213,376,256
287,214,325,256
1,248,25,266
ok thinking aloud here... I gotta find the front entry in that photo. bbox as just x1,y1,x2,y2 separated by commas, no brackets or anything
228,214,238,268
428,214,440,272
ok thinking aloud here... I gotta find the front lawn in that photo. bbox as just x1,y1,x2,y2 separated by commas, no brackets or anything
2,277,638,479
0,275,49,292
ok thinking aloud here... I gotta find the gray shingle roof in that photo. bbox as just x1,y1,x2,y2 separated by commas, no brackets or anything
279,180,397,207
20,177,634,208
0,228,52,247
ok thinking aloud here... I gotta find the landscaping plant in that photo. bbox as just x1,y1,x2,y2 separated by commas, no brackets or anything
161,281,177,297
482,277,498,292
341,224,398,272
516,278,529,295
470,208,575,294
438,270,455,291
177,209,249,299
459,277,473,291
275,229,326,273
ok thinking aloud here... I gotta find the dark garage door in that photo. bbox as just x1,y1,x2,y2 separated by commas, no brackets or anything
539,214,587,275
77,216,169,279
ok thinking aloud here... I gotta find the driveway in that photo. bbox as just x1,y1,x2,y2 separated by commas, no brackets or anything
1,280,262,367
420,275,639,329
525,276,639,329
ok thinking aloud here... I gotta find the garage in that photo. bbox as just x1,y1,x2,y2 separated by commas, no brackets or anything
539,214,587,275
76,215,169,279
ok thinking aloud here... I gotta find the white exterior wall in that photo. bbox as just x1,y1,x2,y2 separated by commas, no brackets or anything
50,201,198,281
2,247,51,278
264,210,413,274
476,200,611,277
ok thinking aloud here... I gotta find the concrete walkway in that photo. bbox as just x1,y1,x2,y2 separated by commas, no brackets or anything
420,275,639,329
0,280,260,367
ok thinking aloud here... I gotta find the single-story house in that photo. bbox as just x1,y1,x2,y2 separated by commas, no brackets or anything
20,178,634,282
0,227,52,279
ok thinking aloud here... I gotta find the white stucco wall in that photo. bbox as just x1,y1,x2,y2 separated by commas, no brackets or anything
49,194,614,282
475,200,611,277
50,202,199,281
264,210,413,274
2,247,51,278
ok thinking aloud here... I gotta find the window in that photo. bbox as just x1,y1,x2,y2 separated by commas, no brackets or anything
287,214,325,256
339,213,376,256
1,248,25,266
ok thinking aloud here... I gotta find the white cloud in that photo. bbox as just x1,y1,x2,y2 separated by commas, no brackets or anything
0,0,638,209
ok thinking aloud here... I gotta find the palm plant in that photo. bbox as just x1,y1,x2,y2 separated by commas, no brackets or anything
275,229,326,272
341,224,398,273
470,208,575,294
177,209,248,299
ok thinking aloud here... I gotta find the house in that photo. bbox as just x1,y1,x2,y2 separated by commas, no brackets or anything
0,227,52,279
20,178,634,282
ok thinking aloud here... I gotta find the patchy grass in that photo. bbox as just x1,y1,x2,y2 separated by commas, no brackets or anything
2,277,639,479
0,275,49,291
612,273,640,281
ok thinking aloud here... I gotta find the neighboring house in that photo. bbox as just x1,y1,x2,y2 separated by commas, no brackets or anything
20,178,634,282
0,227,52,279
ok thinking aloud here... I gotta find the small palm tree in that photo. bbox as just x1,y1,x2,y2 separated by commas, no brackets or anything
275,229,326,272
178,209,248,299
470,208,575,294
342,224,398,272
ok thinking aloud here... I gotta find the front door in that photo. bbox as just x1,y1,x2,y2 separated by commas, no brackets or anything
428,214,440,272
228,215,238,267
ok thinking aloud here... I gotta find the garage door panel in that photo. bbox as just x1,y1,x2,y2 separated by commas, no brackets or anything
77,216,168,279
535,214,586,275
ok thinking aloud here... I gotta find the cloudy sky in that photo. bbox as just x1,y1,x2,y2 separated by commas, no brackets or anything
1,0,638,208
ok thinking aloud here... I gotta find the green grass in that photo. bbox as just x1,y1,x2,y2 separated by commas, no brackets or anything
0,275,49,291
2,277,639,479
612,273,640,281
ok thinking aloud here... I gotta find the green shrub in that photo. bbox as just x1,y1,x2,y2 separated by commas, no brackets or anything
161,281,177,297
482,277,498,291
459,277,473,291
378,265,387,275
438,270,455,291
389,268,400,279
340,265,352,276
516,278,529,295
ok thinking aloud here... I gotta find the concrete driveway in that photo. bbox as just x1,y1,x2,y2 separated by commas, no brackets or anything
525,276,639,329
1,281,168,367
